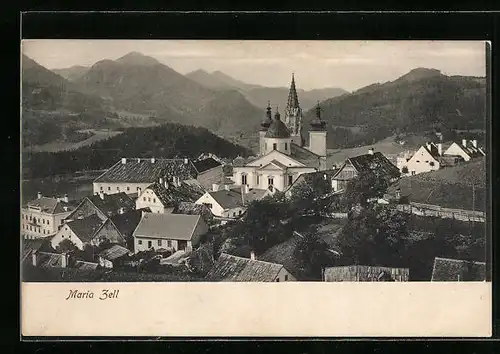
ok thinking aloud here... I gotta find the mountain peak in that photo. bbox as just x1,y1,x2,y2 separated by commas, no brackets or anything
116,52,160,66
397,67,442,83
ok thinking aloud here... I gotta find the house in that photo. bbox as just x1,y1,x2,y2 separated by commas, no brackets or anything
231,77,329,194
195,189,246,220
21,193,76,239
431,257,486,281
443,139,486,162
399,142,463,176
65,192,135,222
92,157,199,196
132,212,209,253
284,168,339,198
330,149,401,193
193,157,224,191
135,176,205,214
172,201,214,225
205,253,296,282
323,265,410,282
98,244,132,269
51,214,104,250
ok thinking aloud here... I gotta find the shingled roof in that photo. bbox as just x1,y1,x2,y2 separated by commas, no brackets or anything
193,157,222,173
66,214,104,243
94,158,198,183
340,152,400,180
324,265,410,282
205,253,285,282
25,197,75,214
431,257,486,281
208,189,244,210
133,213,203,241
172,202,214,224
109,209,145,239
290,144,321,168
146,180,204,208
86,192,135,217
265,116,291,139
99,244,131,261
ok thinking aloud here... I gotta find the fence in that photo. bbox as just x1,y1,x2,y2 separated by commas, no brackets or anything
324,265,410,282
396,202,485,222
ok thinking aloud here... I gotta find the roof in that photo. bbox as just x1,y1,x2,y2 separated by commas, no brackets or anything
66,214,104,242
22,237,52,262
74,261,99,270
451,141,485,159
208,189,244,210
241,188,268,204
25,197,75,214
287,169,338,192
431,257,486,281
146,180,204,207
324,265,410,282
172,202,214,223
109,209,145,238
342,152,400,179
94,158,198,183
265,118,291,138
232,156,258,167
262,159,289,170
85,192,135,217
206,253,285,282
290,144,321,168
193,157,222,173
36,252,65,268
99,244,131,260
133,213,203,240
259,235,302,279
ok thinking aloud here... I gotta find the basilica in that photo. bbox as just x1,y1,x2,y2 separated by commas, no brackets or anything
231,74,328,193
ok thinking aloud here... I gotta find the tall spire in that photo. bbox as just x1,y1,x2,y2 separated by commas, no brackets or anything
286,73,300,110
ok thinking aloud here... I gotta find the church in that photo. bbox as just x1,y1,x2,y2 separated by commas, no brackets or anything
231,74,329,193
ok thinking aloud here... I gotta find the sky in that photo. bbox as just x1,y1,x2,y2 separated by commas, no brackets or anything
21,40,487,91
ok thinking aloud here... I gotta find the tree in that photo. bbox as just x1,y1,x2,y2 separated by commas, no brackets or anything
56,239,78,253
288,173,333,217
294,232,336,280
342,170,389,210
401,166,409,174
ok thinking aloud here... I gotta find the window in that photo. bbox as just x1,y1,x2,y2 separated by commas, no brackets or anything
148,240,152,248
285,274,288,281
69,234,71,238
273,143,277,150
100,186,103,191
29,216,32,221
127,186,130,191
241,174,247,185
239,210,242,215
285,143,288,150
143,197,146,201
256,175,260,185
268,177,274,186
265,143,267,150
137,187,141,192
416,160,420,163
148,197,151,202
275,278,280,282
138,240,143,245
167,240,172,247
158,240,162,246
47,220,49,225
108,186,111,191
22,225,24,229
411,171,416,175
43,219,45,224
117,186,120,191
288,175,293,185
153,198,156,203
29,226,32,231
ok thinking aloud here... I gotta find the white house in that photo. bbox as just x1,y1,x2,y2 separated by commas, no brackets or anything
50,214,104,250
195,189,246,220
132,212,209,253
443,139,485,162
400,142,463,176
231,76,329,194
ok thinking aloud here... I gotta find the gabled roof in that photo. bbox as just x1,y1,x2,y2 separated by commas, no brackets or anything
286,168,338,193
260,159,288,170
25,197,75,214
207,190,244,210
109,209,145,239
85,192,135,217
205,253,285,282
94,158,198,183
193,157,222,173
450,141,485,159
133,213,203,241
431,257,486,281
336,152,400,180
145,180,204,207
246,149,307,168
290,144,321,168
172,202,214,223
66,214,104,243
99,244,131,260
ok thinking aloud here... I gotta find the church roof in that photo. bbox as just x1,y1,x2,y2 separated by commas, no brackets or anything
260,102,273,130
285,74,300,111
310,102,327,131
265,113,291,138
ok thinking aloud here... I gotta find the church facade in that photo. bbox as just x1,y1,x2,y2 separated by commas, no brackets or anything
232,74,329,193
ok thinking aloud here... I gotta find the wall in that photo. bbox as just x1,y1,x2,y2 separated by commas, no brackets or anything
190,218,209,250
197,166,224,191
93,182,151,196
308,131,327,157
263,137,292,155
135,189,172,214
222,207,246,219
444,143,471,162
51,225,85,250
405,146,440,176
21,208,73,239
90,220,126,246
274,267,297,282
195,193,225,217
134,237,178,253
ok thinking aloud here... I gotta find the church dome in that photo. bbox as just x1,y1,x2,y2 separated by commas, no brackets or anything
265,111,291,138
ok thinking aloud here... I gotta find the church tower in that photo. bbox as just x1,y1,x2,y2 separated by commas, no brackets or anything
284,74,304,147
309,101,328,170
259,101,273,156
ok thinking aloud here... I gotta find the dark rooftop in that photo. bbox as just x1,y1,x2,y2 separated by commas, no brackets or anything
110,209,146,239
87,192,135,217
147,180,204,208
209,189,244,210
431,257,486,281
66,214,104,243
342,152,400,180
193,157,222,173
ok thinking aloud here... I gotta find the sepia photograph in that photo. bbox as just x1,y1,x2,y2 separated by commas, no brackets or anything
20,39,491,336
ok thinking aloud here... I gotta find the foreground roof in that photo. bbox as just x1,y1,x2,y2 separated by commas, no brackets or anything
99,244,131,260
133,213,203,240
66,214,104,242
431,257,486,281
206,253,285,282
94,158,198,183
172,202,214,223
324,265,410,282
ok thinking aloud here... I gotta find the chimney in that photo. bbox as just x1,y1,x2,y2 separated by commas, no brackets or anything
32,250,37,266
61,252,68,268
151,157,156,164
99,191,105,200
164,180,169,189
212,183,219,192
462,139,467,147
159,177,164,185
224,184,230,191
137,158,141,163
37,192,42,199
368,148,374,155
63,194,69,203
121,158,127,164
437,143,443,156
184,158,189,164
250,251,256,261
472,139,478,148
425,142,431,150
323,173,327,181
118,207,125,214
